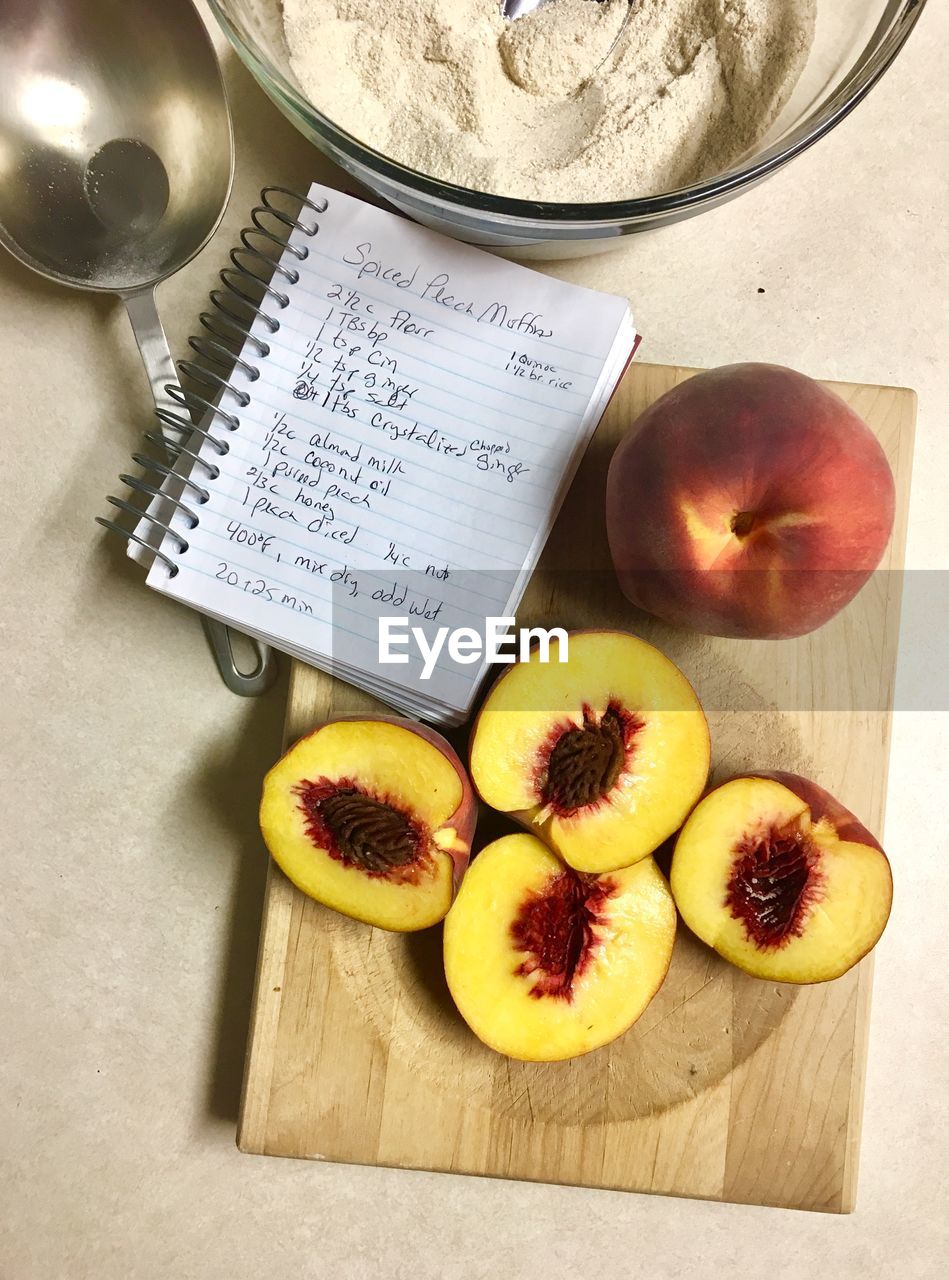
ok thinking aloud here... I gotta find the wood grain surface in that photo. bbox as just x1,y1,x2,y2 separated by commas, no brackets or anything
237,362,916,1212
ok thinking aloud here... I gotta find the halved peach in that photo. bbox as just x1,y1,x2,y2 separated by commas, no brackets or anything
259,717,475,931
469,630,710,874
443,833,676,1061
670,771,893,983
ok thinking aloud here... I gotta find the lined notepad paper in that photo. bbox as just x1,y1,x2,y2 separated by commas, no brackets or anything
141,183,636,723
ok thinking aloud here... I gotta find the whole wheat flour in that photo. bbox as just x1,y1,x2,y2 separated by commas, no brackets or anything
283,0,816,202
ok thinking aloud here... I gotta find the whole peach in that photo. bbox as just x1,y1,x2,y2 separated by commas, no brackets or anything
606,364,896,639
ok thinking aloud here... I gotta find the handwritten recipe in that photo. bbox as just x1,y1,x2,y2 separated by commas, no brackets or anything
144,184,636,721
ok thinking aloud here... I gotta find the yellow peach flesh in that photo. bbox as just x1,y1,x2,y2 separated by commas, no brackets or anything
469,632,710,873
443,833,676,1061
670,777,892,983
260,719,469,932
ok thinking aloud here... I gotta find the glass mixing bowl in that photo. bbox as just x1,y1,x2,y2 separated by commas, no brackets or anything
207,0,926,258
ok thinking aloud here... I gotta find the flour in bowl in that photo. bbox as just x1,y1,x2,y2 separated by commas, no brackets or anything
283,0,816,202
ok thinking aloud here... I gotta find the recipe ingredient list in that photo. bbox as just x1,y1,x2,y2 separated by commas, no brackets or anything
145,183,635,717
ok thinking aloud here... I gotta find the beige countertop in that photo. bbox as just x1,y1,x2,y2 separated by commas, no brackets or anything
2,4,947,1277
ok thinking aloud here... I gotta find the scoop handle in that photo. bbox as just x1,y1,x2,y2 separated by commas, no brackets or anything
122,286,278,698
123,287,179,420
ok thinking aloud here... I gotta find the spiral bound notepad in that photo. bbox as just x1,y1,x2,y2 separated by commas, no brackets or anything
108,182,637,724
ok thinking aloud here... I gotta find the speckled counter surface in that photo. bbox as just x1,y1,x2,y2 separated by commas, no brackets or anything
1,4,946,1276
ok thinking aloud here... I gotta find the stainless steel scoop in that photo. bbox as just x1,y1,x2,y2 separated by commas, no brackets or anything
0,0,276,696
503,0,558,14
504,0,622,15
502,0,635,88
503,0,629,18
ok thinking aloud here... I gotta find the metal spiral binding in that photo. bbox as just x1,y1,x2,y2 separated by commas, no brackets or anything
95,186,328,684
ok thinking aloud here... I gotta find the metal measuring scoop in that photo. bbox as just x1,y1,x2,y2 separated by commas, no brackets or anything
504,0,619,16
502,0,634,88
0,0,275,696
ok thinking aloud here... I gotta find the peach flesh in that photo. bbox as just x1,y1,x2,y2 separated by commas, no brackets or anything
261,717,476,932
294,777,429,882
671,774,892,983
510,869,616,1001
539,703,644,818
470,630,711,875
444,833,677,1060
725,818,825,949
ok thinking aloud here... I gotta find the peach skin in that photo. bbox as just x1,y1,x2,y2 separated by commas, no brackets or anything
606,363,896,638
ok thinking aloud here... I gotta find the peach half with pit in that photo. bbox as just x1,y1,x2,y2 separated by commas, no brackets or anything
469,630,710,874
443,833,676,1061
259,717,475,931
670,771,892,983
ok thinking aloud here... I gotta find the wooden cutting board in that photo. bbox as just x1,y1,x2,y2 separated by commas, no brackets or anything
238,362,915,1212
